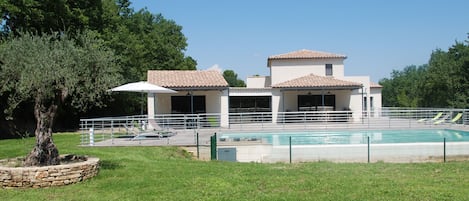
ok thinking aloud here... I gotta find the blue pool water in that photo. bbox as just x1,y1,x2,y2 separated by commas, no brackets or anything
219,129,469,145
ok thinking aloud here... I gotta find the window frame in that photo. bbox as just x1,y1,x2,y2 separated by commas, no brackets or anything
325,64,333,76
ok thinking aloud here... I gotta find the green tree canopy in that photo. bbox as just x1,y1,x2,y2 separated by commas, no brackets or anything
379,65,426,107
102,8,196,82
0,0,197,81
223,70,246,87
379,33,469,108
0,0,197,135
0,0,104,37
421,42,469,108
0,31,121,166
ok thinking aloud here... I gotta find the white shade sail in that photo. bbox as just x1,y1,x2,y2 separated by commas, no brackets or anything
109,81,177,115
109,81,177,93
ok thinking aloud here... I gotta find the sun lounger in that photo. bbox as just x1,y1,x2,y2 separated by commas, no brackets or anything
434,113,463,125
417,112,443,123
124,121,177,140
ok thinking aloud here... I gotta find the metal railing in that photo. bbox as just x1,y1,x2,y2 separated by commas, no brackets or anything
217,135,469,163
79,108,469,146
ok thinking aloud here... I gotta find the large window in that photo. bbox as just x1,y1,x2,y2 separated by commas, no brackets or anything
229,96,271,113
298,95,335,111
171,96,206,114
325,64,333,76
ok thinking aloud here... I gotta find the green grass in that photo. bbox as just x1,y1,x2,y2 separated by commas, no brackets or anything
2,134,469,200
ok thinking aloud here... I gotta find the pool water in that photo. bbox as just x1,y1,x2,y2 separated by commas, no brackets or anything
219,129,469,145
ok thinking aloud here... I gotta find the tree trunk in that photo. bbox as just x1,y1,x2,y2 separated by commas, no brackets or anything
24,99,60,166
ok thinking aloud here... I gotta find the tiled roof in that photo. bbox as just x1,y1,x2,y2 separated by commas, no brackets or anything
370,82,383,88
268,49,347,60
147,70,229,89
272,74,362,89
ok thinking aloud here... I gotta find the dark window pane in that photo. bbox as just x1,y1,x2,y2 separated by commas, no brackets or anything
171,96,206,114
325,64,333,76
229,96,271,113
298,95,335,111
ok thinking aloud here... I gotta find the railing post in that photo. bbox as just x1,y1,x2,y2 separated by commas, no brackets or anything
303,112,306,129
367,136,370,163
261,112,264,129
89,127,94,146
196,132,200,159
282,112,285,129
388,116,391,128
101,120,105,141
111,120,114,145
240,113,243,130
289,136,292,164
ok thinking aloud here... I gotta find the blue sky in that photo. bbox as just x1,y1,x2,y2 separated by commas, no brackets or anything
131,0,468,82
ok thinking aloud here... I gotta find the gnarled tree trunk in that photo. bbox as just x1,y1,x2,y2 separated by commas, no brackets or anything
24,98,60,166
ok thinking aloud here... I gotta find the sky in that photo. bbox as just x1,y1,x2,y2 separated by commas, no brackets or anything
131,0,468,82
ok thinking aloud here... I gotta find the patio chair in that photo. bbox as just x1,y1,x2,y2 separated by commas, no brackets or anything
434,113,463,125
417,112,443,123
131,119,177,140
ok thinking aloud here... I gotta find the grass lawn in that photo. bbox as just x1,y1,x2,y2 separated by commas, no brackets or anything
2,133,469,201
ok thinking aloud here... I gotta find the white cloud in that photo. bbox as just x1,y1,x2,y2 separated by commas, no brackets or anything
205,64,223,73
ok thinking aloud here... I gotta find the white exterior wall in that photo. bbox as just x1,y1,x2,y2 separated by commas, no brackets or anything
333,90,353,111
342,76,371,120
281,90,354,112
271,89,283,123
152,93,173,114
204,91,222,113
150,90,224,115
229,88,273,96
147,51,382,126
348,89,364,121
220,89,229,127
246,76,271,88
147,93,155,117
269,58,345,85
282,91,297,112
370,87,382,116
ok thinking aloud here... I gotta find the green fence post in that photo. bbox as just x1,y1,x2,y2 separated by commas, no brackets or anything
210,133,217,160
443,137,446,163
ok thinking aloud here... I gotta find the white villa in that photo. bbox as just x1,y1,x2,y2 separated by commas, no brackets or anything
147,49,382,127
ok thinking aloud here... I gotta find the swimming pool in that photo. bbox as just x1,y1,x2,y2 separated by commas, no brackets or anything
219,129,469,145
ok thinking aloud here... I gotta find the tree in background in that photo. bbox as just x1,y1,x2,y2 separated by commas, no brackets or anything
0,0,196,81
420,42,469,108
379,65,426,107
380,34,469,108
0,31,121,166
103,9,196,82
0,0,104,38
223,70,246,87
0,0,197,136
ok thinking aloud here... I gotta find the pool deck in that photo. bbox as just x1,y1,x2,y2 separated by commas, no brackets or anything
87,120,468,146
84,121,469,162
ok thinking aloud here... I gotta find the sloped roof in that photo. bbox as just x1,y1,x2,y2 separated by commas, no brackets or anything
147,70,229,89
370,82,383,88
272,74,362,89
268,49,347,66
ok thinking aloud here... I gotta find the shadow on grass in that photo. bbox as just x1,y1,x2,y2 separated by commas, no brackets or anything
99,160,123,170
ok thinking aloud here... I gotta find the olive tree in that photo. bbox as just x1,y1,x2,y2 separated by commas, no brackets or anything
0,31,121,166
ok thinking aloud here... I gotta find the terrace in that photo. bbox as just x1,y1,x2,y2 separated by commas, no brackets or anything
80,108,469,163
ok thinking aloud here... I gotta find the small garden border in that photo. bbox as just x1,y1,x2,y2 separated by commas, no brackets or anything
0,155,99,189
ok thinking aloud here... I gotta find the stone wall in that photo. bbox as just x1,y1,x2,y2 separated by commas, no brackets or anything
0,157,99,189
